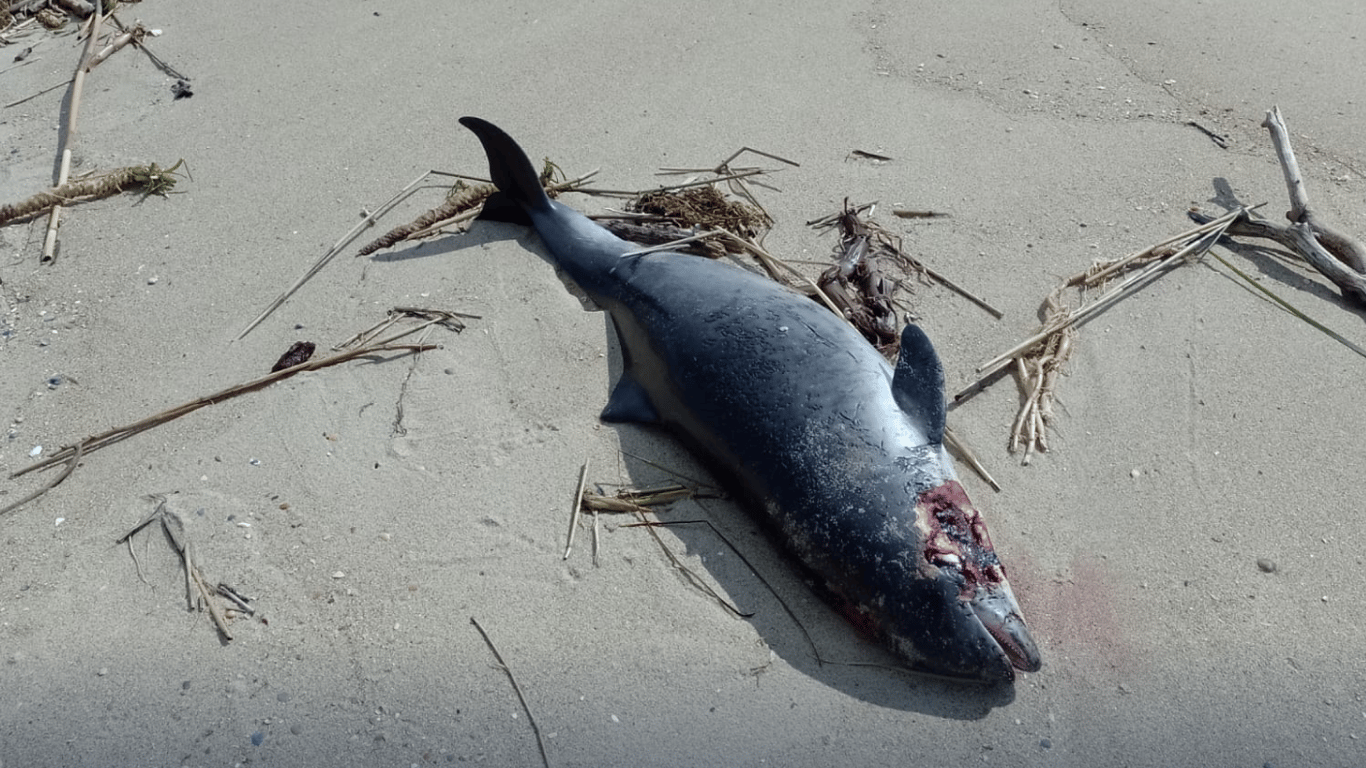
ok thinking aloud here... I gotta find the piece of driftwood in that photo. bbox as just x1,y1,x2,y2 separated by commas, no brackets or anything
52,0,94,18
83,20,145,69
1192,107,1366,306
4,309,462,516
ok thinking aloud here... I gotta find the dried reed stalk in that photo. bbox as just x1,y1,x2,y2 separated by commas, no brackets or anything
4,309,462,515
41,1,103,263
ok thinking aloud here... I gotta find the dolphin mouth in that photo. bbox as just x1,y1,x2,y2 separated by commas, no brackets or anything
970,582,1042,673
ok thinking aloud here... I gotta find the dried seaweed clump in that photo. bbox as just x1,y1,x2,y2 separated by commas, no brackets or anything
0,161,183,227
812,203,922,358
630,186,770,241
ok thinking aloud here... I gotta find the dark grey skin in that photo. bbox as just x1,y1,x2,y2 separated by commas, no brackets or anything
460,117,1041,684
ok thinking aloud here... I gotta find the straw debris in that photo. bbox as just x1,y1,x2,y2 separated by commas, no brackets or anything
957,211,1241,463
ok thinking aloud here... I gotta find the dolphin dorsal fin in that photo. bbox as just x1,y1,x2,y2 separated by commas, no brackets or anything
892,324,946,445
459,117,553,213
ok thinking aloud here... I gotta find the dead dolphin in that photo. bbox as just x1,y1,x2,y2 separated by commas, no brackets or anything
459,117,1041,684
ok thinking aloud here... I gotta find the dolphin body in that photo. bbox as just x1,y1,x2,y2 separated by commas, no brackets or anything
459,117,1041,684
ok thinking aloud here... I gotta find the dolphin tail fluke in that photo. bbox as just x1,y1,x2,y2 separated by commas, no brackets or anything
458,117,553,213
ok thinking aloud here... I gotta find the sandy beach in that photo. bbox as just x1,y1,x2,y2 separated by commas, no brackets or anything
3,1,1366,766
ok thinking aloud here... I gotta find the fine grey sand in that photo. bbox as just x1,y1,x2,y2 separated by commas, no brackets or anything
3,2,1365,766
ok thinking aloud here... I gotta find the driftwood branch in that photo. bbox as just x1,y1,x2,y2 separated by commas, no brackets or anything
1257,106,1366,304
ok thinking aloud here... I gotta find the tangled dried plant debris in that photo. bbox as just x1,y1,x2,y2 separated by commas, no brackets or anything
17,2,182,262
118,494,238,641
612,146,795,256
956,210,1240,463
808,201,1002,359
813,202,911,356
357,177,497,256
631,185,770,240
599,184,771,261
571,478,745,615
590,148,791,263
566,471,844,664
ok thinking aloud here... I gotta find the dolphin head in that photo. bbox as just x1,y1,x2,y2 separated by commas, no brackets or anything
898,480,1041,682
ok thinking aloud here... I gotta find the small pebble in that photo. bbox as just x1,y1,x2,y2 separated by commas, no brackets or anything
277,692,292,703
147,276,159,285
251,731,265,747
1256,558,1277,573
332,571,345,579
97,667,108,677
1040,738,1052,749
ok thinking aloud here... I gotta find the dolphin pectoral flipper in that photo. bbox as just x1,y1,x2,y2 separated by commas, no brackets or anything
600,375,661,424
892,324,946,445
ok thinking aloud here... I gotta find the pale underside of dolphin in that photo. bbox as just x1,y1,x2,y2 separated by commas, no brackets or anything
458,116,1041,684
